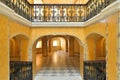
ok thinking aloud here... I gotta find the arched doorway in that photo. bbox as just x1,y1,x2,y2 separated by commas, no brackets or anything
86,33,106,60
9,35,32,80
10,35,29,61
48,36,69,53
84,33,106,80
49,37,66,52
32,35,84,80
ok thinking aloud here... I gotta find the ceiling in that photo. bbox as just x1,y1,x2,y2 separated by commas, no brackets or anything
34,0,89,4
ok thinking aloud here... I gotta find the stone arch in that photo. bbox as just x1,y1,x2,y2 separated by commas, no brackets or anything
29,34,85,59
10,33,29,40
9,34,30,61
31,34,85,49
85,32,106,60
29,33,86,78
85,32,105,39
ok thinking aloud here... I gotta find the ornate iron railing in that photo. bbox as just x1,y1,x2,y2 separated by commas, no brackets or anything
10,61,32,80
31,4,86,22
84,60,106,80
0,0,116,22
0,0,31,20
86,0,116,20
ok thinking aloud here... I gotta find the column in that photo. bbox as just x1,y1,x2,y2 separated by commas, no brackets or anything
118,12,120,80
42,36,48,57
69,37,74,56
49,38,52,53
66,39,69,52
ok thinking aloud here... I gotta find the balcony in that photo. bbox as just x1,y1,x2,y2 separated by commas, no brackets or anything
0,0,118,27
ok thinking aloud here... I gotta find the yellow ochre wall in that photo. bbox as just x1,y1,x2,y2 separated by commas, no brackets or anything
74,39,80,54
85,13,118,80
0,14,9,80
0,14,31,80
0,9,118,80
86,38,96,60
107,13,117,80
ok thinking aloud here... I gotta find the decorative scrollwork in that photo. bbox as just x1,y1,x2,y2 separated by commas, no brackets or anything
84,60,106,80
32,4,86,22
0,0,116,22
10,61,32,80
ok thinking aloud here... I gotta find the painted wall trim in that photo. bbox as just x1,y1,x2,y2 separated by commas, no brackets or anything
0,2,31,27
32,22,85,27
0,1,120,27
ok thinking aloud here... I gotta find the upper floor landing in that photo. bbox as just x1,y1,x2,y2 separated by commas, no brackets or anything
0,0,119,27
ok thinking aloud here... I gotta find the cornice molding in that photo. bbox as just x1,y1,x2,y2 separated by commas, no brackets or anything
0,1,119,27
32,22,84,27
0,2,31,26
85,1,120,26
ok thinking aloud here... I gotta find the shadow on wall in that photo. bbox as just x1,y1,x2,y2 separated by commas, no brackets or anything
10,35,29,61
86,33,106,60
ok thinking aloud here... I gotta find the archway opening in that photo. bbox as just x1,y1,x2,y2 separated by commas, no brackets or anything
50,37,66,52
9,35,32,80
34,36,69,71
84,33,106,80
86,33,106,60
10,35,29,61
32,35,84,80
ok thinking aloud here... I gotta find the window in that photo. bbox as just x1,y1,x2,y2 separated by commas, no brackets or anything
53,40,58,46
36,41,42,48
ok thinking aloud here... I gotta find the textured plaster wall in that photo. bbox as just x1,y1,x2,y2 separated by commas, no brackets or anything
85,13,118,80
0,14,9,80
0,13,31,80
0,9,118,80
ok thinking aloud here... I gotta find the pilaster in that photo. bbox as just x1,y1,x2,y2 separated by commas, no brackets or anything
42,36,48,57
69,37,74,56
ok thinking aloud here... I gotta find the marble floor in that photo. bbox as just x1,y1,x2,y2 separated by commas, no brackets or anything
35,50,82,80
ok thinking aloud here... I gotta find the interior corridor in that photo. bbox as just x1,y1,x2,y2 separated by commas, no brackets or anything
35,50,82,80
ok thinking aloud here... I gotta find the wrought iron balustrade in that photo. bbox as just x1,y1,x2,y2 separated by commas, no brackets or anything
0,0,116,22
86,0,116,20
31,4,86,22
84,60,106,80
0,0,31,20
10,61,32,80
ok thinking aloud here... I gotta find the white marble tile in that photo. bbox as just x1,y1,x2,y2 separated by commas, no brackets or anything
35,50,82,80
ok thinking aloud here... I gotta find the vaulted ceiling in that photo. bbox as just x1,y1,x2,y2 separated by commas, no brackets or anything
34,0,89,4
